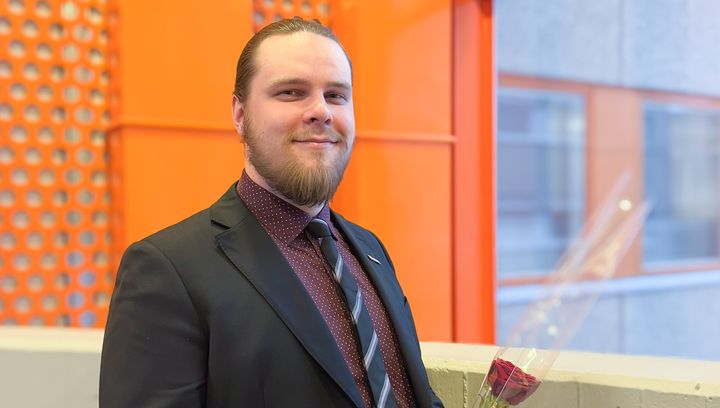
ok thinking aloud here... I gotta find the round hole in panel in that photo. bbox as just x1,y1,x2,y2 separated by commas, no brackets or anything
301,0,311,13
90,129,104,145
62,44,80,62
13,253,30,270
41,252,57,269
38,127,54,144
93,291,109,307
54,231,69,247
37,85,53,101
12,210,30,228
0,232,16,250
0,147,15,164
75,107,93,124
99,29,107,44
36,42,53,60
27,231,43,248
263,0,274,7
90,170,106,186
273,14,281,22
24,147,42,165
38,168,55,185
92,211,107,226
22,20,39,37
89,89,104,105
23,63,39,80
52,148,67,164
68,291,85,308
86,6,102,24
100,70,109,85
50,65,66,81
0,103,14,121
11,168,29,185
11,126,28,142
9,40,26,58
24,105,41,122
1,275,17,292
74,24,92,41
79,230,95,246
55,314,70,326
88,48,103,65
61,1,80,20
66,210,82,226
51,106,66,123
0,60,11,77
40,210,56,228
74,65,92,82
25,189,42,206
65,127,81,143
79,311,97,327
63,85,80,102
4,318,18,325
0,298,3,313
65,168,82,185
29,316,45,326
282,0,292,11
10,83,27,100
55,272,71,289
101,110,110,125
15,296,31,313
0,189,15,206
318,2,329,15
93,250,108,267
0,17,11,34
42,294,58,311
9,0,25,13
27,274,44,291
253,11,264,25
79,270,95,287
77,189,93,205
49,23,65,39
53,190,68,206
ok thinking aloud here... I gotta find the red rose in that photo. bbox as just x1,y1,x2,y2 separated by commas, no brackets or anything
486,358,541,405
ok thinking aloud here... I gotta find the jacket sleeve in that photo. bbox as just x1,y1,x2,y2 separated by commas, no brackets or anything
99,240,208,408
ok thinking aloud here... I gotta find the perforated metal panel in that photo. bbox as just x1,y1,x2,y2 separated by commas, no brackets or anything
0,0,111,327
253,0,331,32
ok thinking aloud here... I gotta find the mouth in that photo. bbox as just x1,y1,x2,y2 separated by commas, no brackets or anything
292,137,338,147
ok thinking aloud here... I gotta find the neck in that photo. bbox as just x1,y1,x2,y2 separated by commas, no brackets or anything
244,165,326,216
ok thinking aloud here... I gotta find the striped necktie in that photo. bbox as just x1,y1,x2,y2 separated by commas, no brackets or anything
306,218,397,408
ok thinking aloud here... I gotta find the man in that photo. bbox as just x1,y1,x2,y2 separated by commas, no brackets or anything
100,17,443,408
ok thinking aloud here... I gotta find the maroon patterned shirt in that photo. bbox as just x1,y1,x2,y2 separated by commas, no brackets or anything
236,171,415,408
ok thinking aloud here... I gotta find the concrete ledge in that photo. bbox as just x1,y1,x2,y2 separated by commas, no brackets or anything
1,328,719,407
421,342,720,407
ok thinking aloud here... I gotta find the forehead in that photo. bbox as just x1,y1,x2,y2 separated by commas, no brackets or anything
252,32,352,86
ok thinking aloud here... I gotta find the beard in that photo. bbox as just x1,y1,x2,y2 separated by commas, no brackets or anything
242,116,353,207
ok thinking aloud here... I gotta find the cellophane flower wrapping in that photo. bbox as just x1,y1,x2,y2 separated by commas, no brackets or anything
473,172,651,407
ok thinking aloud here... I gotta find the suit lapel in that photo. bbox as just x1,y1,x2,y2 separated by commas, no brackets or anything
333,213,434,408
210,187,364,408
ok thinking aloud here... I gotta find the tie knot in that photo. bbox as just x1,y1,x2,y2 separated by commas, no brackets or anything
306,218,333,239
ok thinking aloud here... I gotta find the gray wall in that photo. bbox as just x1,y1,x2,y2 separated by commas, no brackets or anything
497,0,720,96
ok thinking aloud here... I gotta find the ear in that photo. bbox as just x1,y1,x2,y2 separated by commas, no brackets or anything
231,95,245,137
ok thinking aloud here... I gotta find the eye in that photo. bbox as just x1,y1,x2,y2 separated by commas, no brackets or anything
325,92,348,104
276,89,303,100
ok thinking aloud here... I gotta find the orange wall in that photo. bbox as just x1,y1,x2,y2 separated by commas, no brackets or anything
110,0,458,341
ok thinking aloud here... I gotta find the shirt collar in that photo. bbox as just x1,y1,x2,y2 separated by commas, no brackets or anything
236,170,332,245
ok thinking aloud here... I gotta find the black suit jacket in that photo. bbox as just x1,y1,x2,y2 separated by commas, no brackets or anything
99,184,443,407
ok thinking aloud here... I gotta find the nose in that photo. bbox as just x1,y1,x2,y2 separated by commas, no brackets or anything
303,96,332,127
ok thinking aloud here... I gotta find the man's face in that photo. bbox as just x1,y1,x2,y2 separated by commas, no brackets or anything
232,31,355,207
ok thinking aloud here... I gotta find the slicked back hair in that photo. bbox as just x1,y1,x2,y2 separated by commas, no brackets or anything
233,17,352,102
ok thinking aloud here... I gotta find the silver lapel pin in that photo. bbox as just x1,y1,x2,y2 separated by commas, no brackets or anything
367,254,381,265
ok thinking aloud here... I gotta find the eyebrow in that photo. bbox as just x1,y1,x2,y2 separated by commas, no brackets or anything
268,78,352,91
